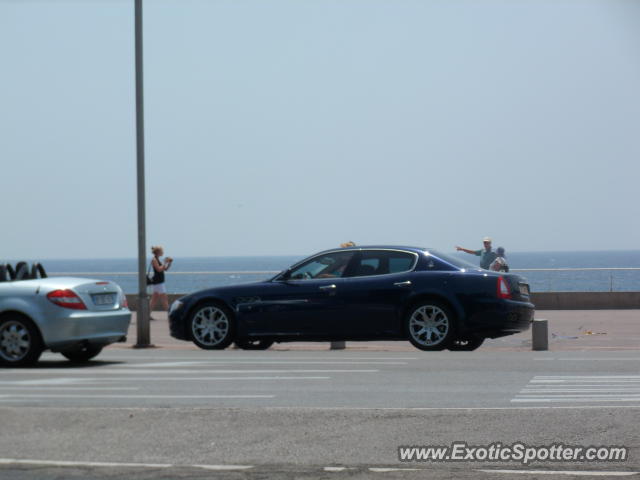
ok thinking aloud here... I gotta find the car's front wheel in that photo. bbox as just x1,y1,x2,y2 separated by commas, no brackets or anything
448,336,485,351
61,345,104,362
405,301,455,351
190,302,235,350
0,315,43,367
234,338,274,350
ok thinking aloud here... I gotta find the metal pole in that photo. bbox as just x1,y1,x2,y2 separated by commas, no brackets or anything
134,0,152,348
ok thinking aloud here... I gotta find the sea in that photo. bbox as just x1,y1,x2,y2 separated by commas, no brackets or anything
7,250,640,294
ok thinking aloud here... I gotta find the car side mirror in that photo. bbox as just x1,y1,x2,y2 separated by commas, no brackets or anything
276,269,291,281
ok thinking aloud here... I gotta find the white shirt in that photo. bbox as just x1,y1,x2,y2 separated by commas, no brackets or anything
490,256,509,272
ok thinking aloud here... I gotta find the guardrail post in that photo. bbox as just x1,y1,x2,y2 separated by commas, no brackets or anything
330,341,346,350
532,319,548,351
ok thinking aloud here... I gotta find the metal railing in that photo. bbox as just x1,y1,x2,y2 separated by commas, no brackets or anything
46,267,640,293
510,268,640,292
49,267,640,275
50,271,281,275
513,268,640,272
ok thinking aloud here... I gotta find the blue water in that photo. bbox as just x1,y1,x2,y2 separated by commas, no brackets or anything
6,251,640,294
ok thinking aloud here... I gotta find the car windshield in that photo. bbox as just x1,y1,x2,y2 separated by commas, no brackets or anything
428,250,482,270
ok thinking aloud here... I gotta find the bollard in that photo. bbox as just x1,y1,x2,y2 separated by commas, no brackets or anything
532,318,549,351
330,341,346,350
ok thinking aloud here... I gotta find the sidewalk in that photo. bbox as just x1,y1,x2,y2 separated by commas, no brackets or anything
112,310,640,352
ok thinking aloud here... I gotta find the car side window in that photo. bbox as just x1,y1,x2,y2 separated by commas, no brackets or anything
288,252,355,280
425,256,456,271
388,255,415,273
350,250,417,277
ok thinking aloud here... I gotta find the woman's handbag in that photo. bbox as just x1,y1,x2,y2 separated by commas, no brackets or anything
146,261,155,285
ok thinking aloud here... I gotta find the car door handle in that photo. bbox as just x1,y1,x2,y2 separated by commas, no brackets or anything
319,284,337,291
394,281,412,287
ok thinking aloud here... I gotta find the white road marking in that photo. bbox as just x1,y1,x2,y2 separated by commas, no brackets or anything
96,376,331,381
192,464,254,470
516,394,640,398
531,382,640,385
0,458,172,469
535,358,640,361
324,467,349,472
0,387,139,391
127,361,407,366
515,376,640,405
0,369,379,374
0,378,88,386
535,376,640,379
523,389,640,393
512,398,640,403
0,458,253,471
191,404,640,410
102,356,418,361
479,469,638,476
532,380,640,384
0,394,275,399
0,376,332,382
370,467,421,472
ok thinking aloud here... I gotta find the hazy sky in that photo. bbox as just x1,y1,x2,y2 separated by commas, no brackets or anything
2,0,639,259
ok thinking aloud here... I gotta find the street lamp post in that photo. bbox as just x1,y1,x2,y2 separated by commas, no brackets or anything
134,0,152,348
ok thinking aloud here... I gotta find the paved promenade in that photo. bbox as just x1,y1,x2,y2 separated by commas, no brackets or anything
114,310,640,352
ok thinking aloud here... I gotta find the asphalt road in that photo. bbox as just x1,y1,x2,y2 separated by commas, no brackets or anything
1,349,639,479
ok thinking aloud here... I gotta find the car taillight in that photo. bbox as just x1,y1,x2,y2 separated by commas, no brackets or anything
122,294,129,309
497,276,512,299
46,289,87,310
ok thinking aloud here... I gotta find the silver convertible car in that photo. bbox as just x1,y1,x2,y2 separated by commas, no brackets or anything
0,263,131,366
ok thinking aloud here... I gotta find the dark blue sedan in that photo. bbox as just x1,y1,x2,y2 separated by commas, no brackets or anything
168,246,534,351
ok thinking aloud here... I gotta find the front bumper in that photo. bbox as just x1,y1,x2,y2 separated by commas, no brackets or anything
169,299,191,341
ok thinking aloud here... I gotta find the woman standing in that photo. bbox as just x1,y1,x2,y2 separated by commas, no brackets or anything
149,245,173,313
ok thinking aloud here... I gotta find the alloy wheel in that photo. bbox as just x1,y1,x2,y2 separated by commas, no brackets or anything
0,320,31,362
409,305,450,347
191,305,230,347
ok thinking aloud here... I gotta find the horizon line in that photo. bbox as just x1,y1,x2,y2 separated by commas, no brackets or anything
4,248,640,262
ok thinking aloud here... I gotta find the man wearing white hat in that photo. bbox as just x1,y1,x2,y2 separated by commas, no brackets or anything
455,237,497,270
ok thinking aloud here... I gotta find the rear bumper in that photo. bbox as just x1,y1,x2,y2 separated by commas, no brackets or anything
40,309,132,349
463,300,534,338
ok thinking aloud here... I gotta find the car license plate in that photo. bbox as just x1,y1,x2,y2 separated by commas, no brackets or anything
519,284,529,295
92,293,115,306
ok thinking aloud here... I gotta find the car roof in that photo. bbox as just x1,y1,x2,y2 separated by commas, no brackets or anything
317,245,431,254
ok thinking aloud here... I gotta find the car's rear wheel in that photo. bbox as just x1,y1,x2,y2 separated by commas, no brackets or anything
0,315,43,367
405,301,455,351
448,336,485,351
61,345,104,362
234,338,274,350
190,302,235,350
